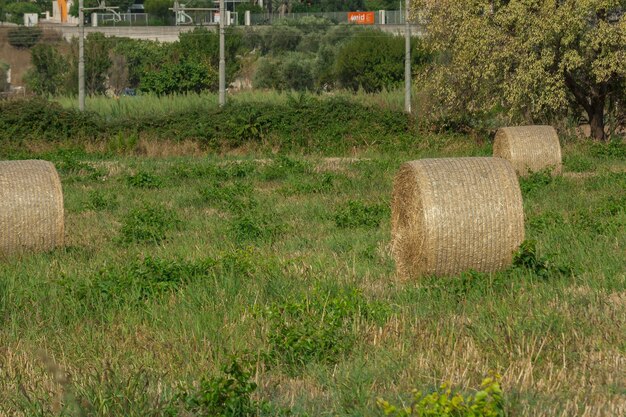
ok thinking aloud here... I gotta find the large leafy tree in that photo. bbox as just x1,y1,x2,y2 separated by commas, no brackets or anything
415,0,626,140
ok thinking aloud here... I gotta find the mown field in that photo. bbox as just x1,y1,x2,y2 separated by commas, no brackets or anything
0,126,625,416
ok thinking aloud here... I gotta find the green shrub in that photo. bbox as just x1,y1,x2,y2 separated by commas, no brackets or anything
140,60,218,95
119,203,180,244
0,98,100,141
334,200,387,228
377,374,505,417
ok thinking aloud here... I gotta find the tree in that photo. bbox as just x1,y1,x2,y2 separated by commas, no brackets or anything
144,0,173,22
24,44,67,96
335,30,426,93
414,0,626,140
66,33,112,95
4,1,41,24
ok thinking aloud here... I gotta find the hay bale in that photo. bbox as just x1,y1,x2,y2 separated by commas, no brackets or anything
493,125,562,175
0,160,64,257
391,157,524,278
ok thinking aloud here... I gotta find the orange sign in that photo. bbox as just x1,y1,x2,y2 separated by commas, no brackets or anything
348,12,375,25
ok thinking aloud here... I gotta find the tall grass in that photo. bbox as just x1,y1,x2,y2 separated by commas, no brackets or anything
54,89,408,120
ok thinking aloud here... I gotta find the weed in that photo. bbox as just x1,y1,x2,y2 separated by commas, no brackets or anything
377,373,504,417
50,149,105,181
222,162,258,179
84,189,118,211
119,203,180,244
126,171,163,188
168,358,263,417
527,210,564,233
229,211,283,243
261,155,310,181
563,155,595,173
282,173,335,195
334,200,388,228
590,138,626,158
512,240,572,278
70,256,214,308
107,131,139,154
519,169,554,196
199,182,257,213
258,288,388,371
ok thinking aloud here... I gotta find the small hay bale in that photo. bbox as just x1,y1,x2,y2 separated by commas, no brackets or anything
391,157,524,278
493,125,562,175
0,160,64,257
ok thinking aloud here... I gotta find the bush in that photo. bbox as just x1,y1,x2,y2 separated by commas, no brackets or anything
140,60,218,95
0,98,100,142
7,26,42,49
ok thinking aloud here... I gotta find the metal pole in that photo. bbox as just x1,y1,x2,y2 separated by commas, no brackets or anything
218,0,226,106
79,0,85,111
404,0,411,114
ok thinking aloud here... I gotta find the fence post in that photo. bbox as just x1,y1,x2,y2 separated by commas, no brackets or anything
245,10,250,26
91,12,98,26
379,10,386,25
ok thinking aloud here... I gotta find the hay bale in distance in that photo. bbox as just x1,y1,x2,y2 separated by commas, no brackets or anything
493,125,562,175
0,160,64,257
391,157,524,278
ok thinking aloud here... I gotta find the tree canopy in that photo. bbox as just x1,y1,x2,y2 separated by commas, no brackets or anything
414,0,626,140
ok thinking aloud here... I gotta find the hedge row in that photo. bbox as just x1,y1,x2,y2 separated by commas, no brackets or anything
0,97,417,153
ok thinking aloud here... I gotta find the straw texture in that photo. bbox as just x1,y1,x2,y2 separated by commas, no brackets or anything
0,160,64,257
391,157,525,278
493,125,562,175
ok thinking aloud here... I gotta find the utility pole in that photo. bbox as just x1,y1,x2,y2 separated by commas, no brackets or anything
78,0,85,111
404,0,411,114
218,0,226,106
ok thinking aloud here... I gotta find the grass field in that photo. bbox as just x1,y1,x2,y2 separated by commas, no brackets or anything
0,136,624,416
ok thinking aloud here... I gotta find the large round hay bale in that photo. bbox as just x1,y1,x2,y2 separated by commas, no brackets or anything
493,125,562,175
391,157,524,278
0,160,64,257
